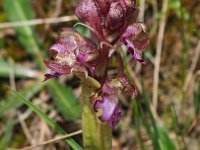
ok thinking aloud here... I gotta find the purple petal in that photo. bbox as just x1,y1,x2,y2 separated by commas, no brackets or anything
109,103,121,128
44,60,72,74
93,0,111,15
43,72,62,81
102,80,117,95
50,43,69,54
121,24,143,42
76,40,99,67
75,0,103,39
49,43,76,67
121,23,149,51
106,2,126,30
58,28,84,53
123,39,146,64
118,76,137,97
94,95,121,128
132,38,150,51
121,0,137,14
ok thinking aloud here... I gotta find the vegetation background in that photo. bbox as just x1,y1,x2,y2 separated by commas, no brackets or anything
0,0,200,149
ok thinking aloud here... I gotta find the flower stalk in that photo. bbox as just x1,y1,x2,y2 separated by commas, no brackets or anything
81,82,112,150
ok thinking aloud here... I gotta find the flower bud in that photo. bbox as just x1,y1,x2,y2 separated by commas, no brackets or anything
75,0,103,39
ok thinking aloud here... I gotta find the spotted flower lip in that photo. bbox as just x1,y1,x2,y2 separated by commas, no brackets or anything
94,95,121,128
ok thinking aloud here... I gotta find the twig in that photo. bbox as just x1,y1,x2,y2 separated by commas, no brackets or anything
17,112,33,145
152,0,168,110
8,58,16,90
53,0,63,17
12,130,82,150
0,15,77,29
183,41,200,91
127,64,142,93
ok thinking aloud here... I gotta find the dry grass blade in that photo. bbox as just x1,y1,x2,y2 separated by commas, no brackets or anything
183,41,200,91
138,0,145,22
0,15,77,29
10,130,82,150
152,0,169,110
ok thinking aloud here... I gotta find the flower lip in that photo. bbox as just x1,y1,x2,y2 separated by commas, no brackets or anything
94,95,121,128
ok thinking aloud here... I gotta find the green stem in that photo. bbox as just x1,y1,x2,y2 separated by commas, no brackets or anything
81,82,112,150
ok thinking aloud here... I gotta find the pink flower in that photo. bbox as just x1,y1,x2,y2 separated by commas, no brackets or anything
44,28,99,81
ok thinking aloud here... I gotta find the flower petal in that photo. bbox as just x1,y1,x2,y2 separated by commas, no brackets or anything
123,39,146,64
102,80,118,95
106,2,126,30
58,28,84,53
94,95,120,128
76,40,99,67
93,0,111,15
44,60,72,74
75,0,103,39
118,76,137,97
121,23,149,51
108,103,121,128
43,72,62,81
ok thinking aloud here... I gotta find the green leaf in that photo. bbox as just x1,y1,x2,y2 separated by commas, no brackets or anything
194,84,200,113
0,120,13,150
48,80,81,120
0,60,40,78
4,0,45,69
158,126,176,150
141,84,176,150
11,89,82,150
0,81,45,117
74,25,91,38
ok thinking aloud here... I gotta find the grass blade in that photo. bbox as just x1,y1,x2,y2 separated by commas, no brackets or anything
142,84,176,150
0,81,45,117
158,125,176,150
4,0,45,68
0,60,40,78
11,89,82,150
48,80,81,120
0,120,13,150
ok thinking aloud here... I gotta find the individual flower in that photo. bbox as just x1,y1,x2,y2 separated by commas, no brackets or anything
120,23,149,64
94,76,136,128
44,28,99,81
